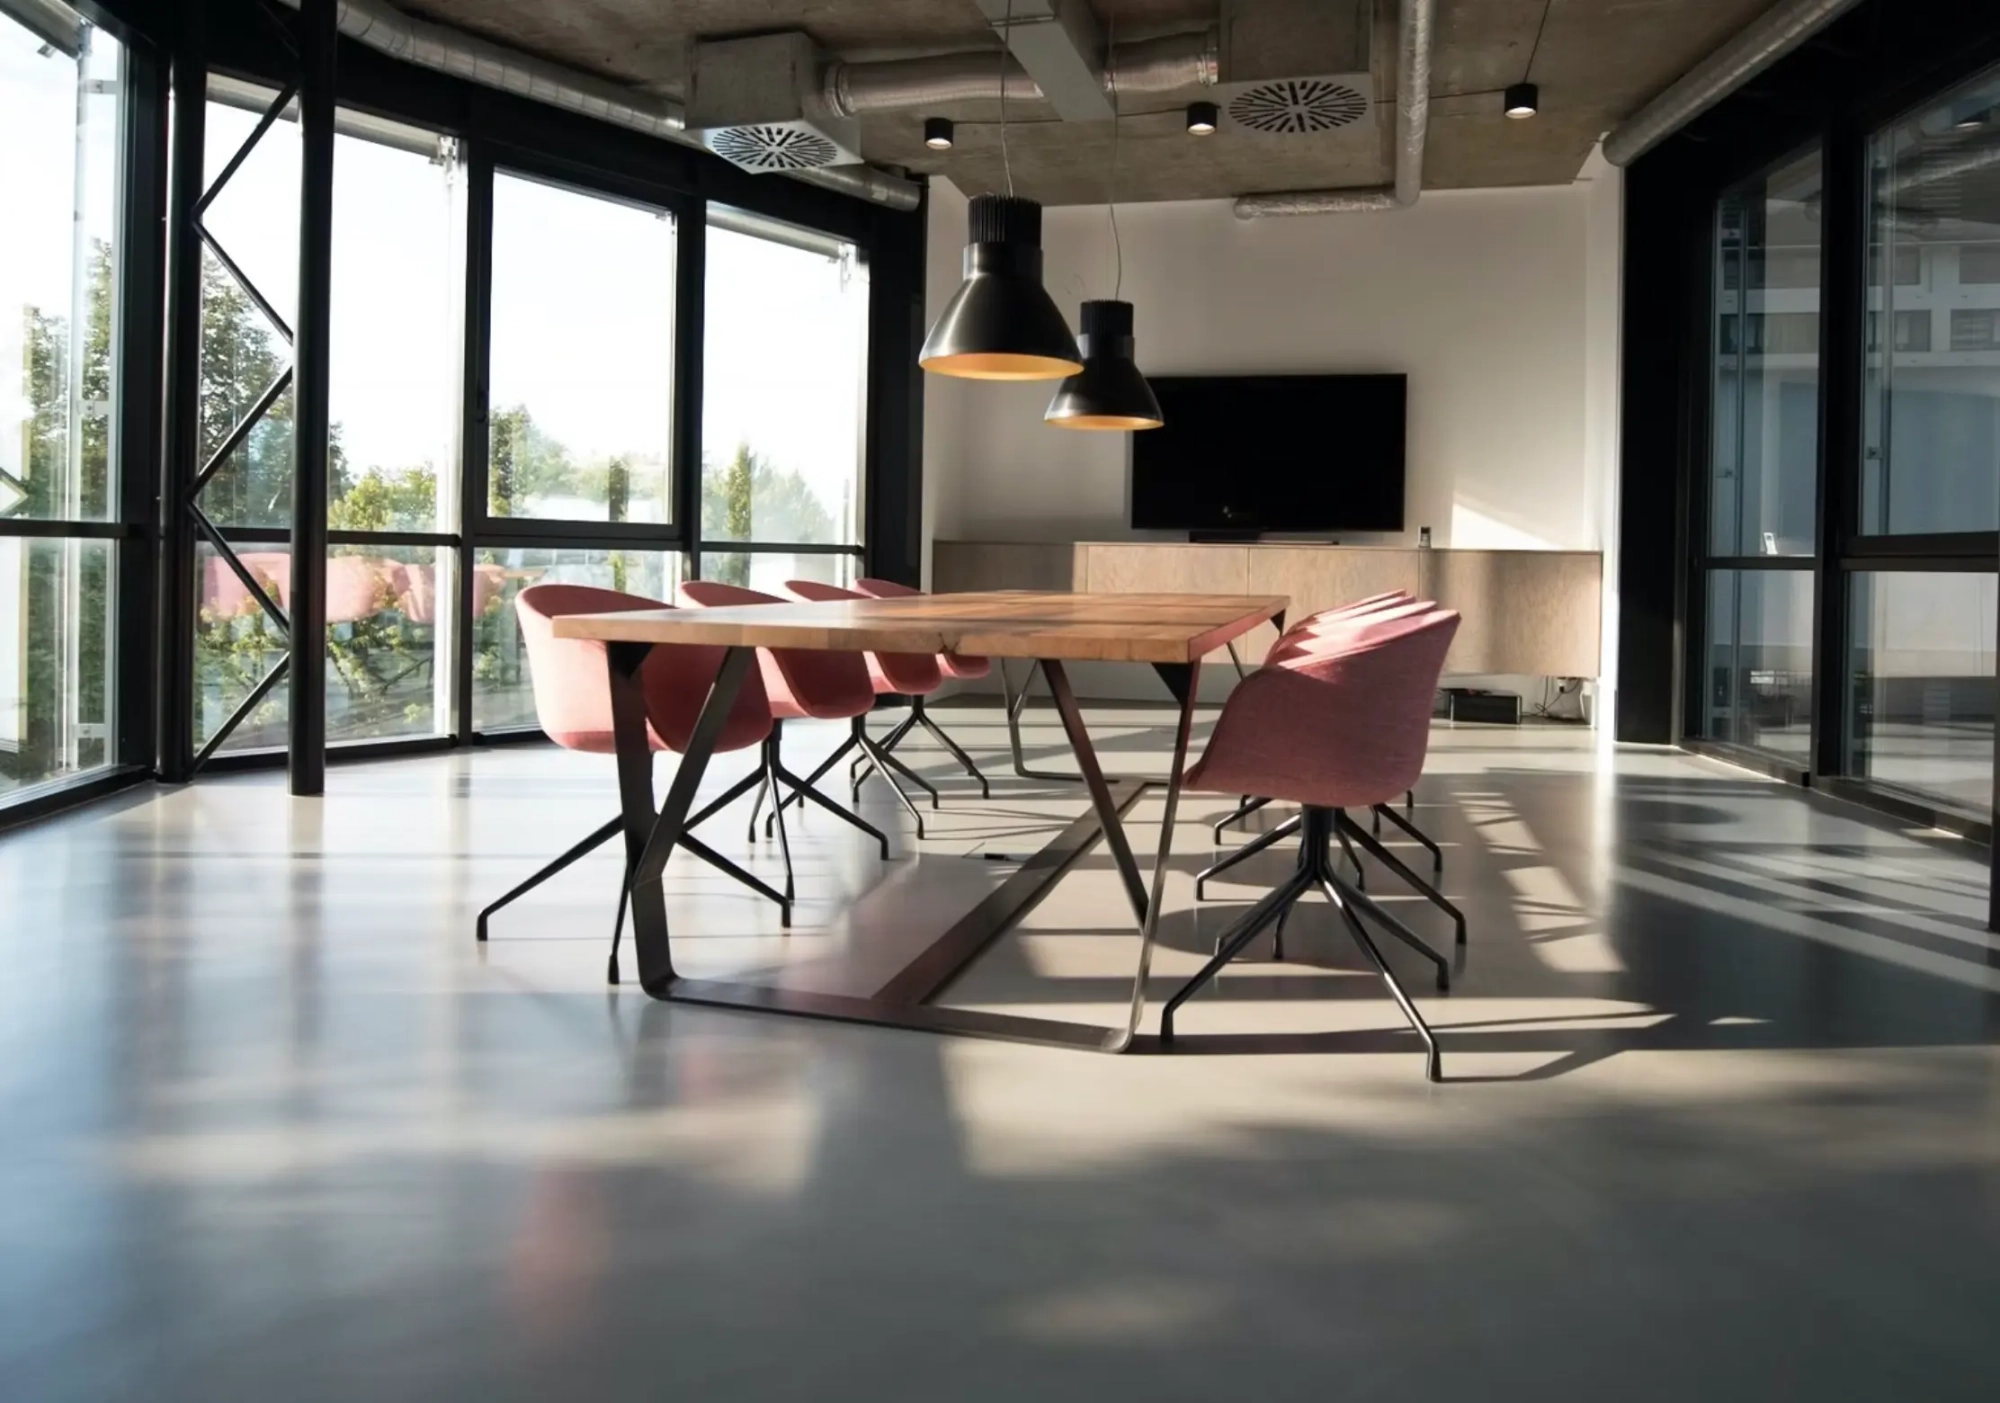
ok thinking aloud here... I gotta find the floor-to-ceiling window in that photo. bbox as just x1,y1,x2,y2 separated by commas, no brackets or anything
0,10,124,802
1700,149,1824,764
1682,48,2000,829
0,0,916,818
190,83,466,759
1846,61,2000,817
698,207,868,592
470,167,686,733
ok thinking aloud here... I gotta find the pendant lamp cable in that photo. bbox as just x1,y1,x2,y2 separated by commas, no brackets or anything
1107,13,1122,300
999,0,1014,196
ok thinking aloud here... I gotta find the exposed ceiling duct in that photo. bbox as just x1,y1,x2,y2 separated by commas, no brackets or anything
1,0,83,55
1232,0,1432,217
686,31,862,171
823,31,1217,117
270,0,921,210
1601,0,1866,167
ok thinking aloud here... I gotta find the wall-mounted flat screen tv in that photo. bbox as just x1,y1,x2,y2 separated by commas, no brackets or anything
1130,374,1407,533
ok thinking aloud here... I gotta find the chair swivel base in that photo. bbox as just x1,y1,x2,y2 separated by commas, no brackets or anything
1161,807,1447,1082
852,695,993,799
475,802,794,986
1224,790,1437,862
767,715,934,839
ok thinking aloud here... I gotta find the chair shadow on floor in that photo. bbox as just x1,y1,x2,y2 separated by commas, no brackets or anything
964,771,2000,1084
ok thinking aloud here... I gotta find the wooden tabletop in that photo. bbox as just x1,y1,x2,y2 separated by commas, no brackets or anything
550,590,1290,664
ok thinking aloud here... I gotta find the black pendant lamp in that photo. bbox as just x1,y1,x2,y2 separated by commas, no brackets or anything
1045,300,1162,430
1044,26,1160,432
918,194,1082,381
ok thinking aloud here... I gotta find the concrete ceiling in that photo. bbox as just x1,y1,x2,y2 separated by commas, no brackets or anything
403,0,1781,204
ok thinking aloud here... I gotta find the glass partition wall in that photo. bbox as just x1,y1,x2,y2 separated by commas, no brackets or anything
1847,65,2000,816
1687,56,2000,834
0,0,914,823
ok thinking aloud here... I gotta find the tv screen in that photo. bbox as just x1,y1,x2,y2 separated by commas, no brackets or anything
1130,374,1407,533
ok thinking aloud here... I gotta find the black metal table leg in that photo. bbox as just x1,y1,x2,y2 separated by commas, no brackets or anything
608,643,756,997
1042,657,1202,1051
578,624,1290,1058
999,657,1084,783
1042,660,1150,922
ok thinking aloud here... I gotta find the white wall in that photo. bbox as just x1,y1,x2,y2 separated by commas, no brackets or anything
927,176,1620,553
1579,148,1624,727
921,165,1625,703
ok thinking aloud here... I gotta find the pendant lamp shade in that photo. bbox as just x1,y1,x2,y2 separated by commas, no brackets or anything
1044,300,1163,431
919,194,1082,381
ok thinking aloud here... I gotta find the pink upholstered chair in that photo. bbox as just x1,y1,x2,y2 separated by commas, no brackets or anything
477,584,790,984
1163,608,1463,1082
1208,591,1434,854
201,551,291,619
1281,590,1413,642
677,579,900,855
848,577,993,798
778,579,950,828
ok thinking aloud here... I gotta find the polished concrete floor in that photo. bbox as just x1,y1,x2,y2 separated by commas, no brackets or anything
4,701,2000,1401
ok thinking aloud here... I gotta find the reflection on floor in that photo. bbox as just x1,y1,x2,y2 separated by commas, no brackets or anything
4,701,1999,1401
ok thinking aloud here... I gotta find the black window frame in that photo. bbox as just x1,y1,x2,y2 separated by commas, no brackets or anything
1,0,926,820
1621,0,2000,924
0,8,165,827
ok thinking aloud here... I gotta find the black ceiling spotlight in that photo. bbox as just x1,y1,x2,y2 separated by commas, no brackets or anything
1046,300,1164,431
919,194,1083,381
1504,82,1539,119
924,116,955,150
1186,101,1218,136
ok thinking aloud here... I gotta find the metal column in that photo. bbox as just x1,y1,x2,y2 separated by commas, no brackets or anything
289,0,336,795
157,0,206,784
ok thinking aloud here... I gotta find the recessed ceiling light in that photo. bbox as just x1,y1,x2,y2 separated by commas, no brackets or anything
1504,82,1539,119
1954,108,1991,132
1186,101,1218,136
924,116,954,150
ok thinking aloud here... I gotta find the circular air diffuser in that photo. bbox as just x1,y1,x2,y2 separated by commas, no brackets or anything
708,125,841,170
1226,79,1369,134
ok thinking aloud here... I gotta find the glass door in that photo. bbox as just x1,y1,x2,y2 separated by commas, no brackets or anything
1698,147,1825,764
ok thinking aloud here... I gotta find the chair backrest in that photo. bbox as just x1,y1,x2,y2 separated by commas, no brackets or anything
784,579,941,696
1272,591,1416,663
847,577,991,677
1194,608,1460,810
515,583,770,756
852,577,919,599
677,579,875,718
327,555,402,626
202,551,292,619
399,562,439,624
1276,596,1431,652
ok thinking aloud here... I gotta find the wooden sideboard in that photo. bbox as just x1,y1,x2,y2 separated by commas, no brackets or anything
931,540,1603,678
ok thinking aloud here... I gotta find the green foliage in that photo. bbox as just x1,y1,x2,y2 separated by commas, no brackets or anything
196,256,301,529
698,442,836,587
328,466,438,533
487,404,576,517
9,241,116,787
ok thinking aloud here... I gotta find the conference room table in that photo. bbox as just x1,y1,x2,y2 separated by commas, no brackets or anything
552,590,1288,1053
